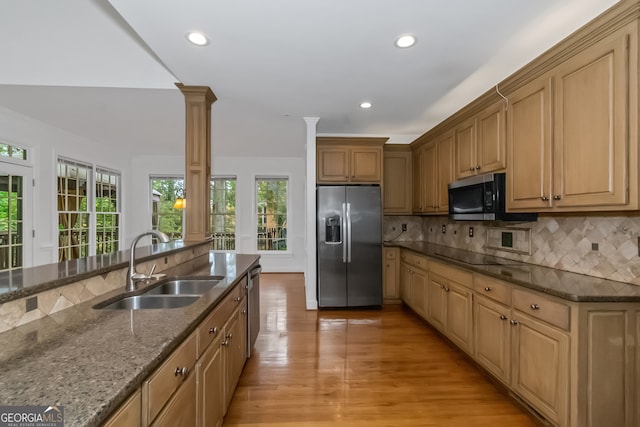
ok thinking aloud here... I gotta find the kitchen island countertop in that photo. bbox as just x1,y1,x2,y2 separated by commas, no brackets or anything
387,241,640,302
0,252,260,427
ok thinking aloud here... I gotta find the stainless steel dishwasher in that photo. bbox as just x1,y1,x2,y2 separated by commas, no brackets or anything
247,264,261,357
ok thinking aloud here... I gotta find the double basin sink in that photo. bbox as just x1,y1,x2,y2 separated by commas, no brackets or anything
93,276,224,310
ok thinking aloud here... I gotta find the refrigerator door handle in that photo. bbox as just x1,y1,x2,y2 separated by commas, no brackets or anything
342,203,347,263
346,202,352,263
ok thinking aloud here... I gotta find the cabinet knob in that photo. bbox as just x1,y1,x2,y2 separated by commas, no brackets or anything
222,340,229,346
499,315,508,321
553,195,561,200
510,319,519,325
444,286,450,292
174,366,188,377
484,287,492,292
541,196,549,201
234,296,241,302
241,309,247,315
475,165,481,170
469,167,474,172
530,303,540,310
209,326,218,335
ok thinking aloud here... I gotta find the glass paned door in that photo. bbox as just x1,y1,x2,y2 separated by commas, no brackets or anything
0,164,32,271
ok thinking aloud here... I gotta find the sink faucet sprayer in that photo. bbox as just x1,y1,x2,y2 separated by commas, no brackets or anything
127,230,170,292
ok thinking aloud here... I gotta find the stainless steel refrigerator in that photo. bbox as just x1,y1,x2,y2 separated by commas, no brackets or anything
317,185,382,308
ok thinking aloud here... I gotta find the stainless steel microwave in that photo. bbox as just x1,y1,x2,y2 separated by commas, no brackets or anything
448,173,537,222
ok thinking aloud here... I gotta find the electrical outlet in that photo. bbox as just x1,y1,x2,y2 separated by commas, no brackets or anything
468,227,474,237
401,224,407,231
441,224,446,234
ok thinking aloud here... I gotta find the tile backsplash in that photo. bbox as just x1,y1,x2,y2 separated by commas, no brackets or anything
385,215,640,286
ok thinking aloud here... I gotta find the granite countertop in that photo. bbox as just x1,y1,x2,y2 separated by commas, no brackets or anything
0,252,260,427
387,241,640,302
0,240,203,304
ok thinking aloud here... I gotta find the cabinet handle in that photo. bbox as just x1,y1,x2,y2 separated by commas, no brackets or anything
484,287,492,292
174,367,188,377
209,326,218,335
444,286,450,292
222,340,229,346
475,165,481,170
510,319,519,325
234,296,241,302
241,309,247,315
499,315,508,320
226,332,233,339
541,196,549,201
530,304,540,310
469,167,474,172
553,195,561,200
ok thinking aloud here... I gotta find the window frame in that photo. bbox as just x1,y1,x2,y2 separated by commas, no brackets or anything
210,176,237,252
57,157,93,261
94,166,121,255
149,175,185,241
254,175,290,254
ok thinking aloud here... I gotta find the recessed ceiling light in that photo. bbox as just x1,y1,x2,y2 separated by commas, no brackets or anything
360,102,372,109
394,34,417,48
186,31,209,46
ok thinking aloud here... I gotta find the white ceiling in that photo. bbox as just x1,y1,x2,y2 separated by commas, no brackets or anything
0,0,619,158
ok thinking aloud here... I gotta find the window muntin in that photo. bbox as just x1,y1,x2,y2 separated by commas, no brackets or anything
211,177,236,250
57,158,91,261
150,177,184,240
95,167,121,255
256,177,288,251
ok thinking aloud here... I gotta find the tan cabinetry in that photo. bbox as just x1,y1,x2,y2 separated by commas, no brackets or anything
197,330,224,427
102,390,141,427
317,137,386,184
474,295,511,384
427,261,473,354
508,23,637,212
383,147,412,214
151,373,197,427
399,251,428,317
383,247,400,302
412,133,453,214
455,102,506,180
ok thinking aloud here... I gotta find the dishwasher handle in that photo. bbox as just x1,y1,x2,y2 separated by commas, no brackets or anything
250,265,261,279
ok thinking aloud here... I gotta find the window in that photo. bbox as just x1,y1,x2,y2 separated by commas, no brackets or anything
95,168,121,255
0,174,24,271
211,177,236,250
151,177,184,240
256,177,288,251
57,158,91,261
0,142,27,161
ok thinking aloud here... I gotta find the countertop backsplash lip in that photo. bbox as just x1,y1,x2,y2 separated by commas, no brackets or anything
387,240,640,302
0,252,260,427
0,239,210,305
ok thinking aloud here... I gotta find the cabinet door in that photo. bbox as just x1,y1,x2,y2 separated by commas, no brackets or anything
198,334,225,427
383,150,412,214
477,101,506,174
552,29,630,209
454,118,477,179
317,146,349,182
474,295,510,384
409,268,427,318
437,133,454,211
350,147,382,182
411,147,425,213
383,248,399,299
399,262,411,304
102,390,141,427
511,312,569,426
427,273,447,332
422,142,438,213
445,281,473,354
151,373,197,427
507,77,553,211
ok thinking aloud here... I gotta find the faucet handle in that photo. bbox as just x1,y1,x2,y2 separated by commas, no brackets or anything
148,264,157,278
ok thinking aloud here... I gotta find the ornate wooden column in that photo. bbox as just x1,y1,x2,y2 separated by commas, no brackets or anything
176,84,217,242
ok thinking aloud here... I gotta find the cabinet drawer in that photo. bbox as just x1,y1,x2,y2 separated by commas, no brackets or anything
384,248,398,259
145,333,197,423
473,274,512,305
197,284,242,356
512,288,570,331
400,251,428,270
430,260,472,288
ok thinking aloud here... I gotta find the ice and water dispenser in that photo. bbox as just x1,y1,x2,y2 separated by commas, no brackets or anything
325,216,342,244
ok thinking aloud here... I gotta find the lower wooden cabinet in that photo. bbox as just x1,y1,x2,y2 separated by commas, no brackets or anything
383,248,400,301
426,273,447,332
197,331,225,427
511,311,569,426
102,389,141,427
474,295,511,384
151,373,197,427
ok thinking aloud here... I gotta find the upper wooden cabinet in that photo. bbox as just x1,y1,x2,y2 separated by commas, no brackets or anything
317,137,386,184
412,132,453,214
383,146,412,214
508,23,636,212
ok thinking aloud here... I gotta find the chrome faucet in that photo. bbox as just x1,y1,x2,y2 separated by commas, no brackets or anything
127,230,170,292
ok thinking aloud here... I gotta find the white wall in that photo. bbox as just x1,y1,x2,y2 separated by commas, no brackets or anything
130,154,306,273
0,106,132,267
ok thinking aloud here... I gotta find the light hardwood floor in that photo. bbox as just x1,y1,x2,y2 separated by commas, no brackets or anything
223,273,539,427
